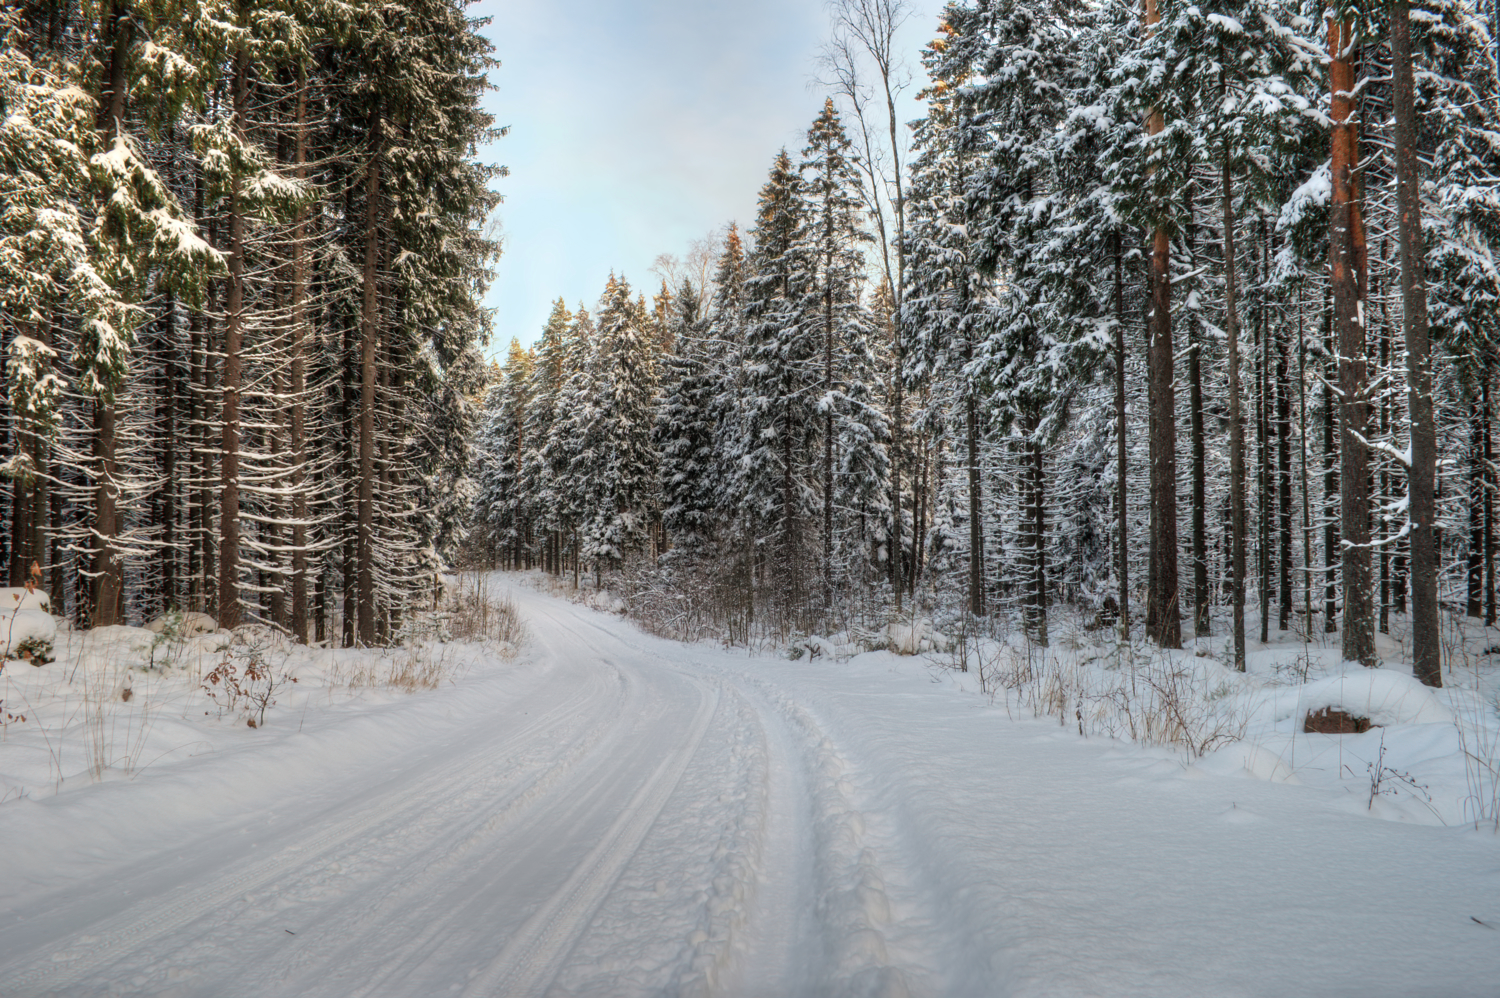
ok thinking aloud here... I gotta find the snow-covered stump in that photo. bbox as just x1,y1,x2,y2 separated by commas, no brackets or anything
1293,668,1452,733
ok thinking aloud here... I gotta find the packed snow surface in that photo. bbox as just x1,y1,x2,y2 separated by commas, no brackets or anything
2,580,1498,996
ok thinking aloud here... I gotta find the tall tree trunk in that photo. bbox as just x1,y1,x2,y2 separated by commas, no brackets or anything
967,389,984,618
289,68,310,643
3,327,12,586
162,299,177,611
1114,232,1130,640
1144,0,1179,648
32,323,50,600
1329,15,1376,667
9,386,31,589
340,301,356,646
1257,224,1271,644
1323,295,1338,631
357,108,383,646
1486,365,1496,626
1025,414,1048,647
891,329,903,609
913,435,928,592
92,400,121,626
1391,0,1440,685
823,248,835,615
886,62,908,611
1470,374,1484,617
1380,292,1393,634
1186,191,1209,638
1223,149,1247,671
89,0,134,627
218,39,248,631
1147,217,1179,647
8,321,29,587
1298,286,1315,628
1278,300,1293,632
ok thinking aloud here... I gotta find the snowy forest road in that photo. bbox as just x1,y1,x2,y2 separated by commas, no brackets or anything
3,579,1500,997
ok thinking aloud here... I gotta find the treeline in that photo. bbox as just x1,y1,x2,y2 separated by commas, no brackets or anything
474,0,1499,685
474,100,895,637
0,0,500,644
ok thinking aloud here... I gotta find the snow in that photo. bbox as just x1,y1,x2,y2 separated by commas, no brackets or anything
1277,160,1331,231
1192,741,1302,783
0,578,1497,996
0,587,52,613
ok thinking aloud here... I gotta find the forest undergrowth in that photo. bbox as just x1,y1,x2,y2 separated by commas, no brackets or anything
520,564,1500,831
944,604,1500,830
0,573,523,800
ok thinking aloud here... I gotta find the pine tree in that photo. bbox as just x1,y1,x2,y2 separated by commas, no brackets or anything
799,98,887,607
580,275,660,571
656,281,720,554
742,149,819,621
904,7,994,617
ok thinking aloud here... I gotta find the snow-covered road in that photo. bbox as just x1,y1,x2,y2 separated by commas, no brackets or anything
3,580,1499,997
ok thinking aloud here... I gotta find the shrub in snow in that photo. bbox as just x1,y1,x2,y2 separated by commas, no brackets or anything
1,607,56,665
202,631,298,727
788,636,835,661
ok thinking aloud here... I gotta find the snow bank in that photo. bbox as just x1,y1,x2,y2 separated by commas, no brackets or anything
1285,668,1452,728
144,611,217,636
79,624,158,661
1193,742,1302,784
0,587,52,614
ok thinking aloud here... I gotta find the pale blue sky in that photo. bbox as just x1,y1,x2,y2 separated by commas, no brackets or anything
472,0,944,355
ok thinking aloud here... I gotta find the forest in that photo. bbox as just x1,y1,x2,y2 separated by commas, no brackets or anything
472,0,1500,685
4,0,1499,686
0,0,500,646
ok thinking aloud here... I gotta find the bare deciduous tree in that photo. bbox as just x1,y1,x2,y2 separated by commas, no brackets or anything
820,0,914,610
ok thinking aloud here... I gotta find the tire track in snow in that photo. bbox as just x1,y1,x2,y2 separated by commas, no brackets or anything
0,663,623,997
459,677,720,998
290,661,678,997
665,685,772,998
739,676,924,998
266,664,642,996
549,682,774,998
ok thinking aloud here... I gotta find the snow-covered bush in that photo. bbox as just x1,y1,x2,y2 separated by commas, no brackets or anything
1,607,56,665
885,619,950,656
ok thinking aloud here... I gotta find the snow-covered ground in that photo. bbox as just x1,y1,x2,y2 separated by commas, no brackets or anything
1,578,1498,996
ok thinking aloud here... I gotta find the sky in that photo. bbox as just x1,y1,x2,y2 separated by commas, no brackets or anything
472,0,945,357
